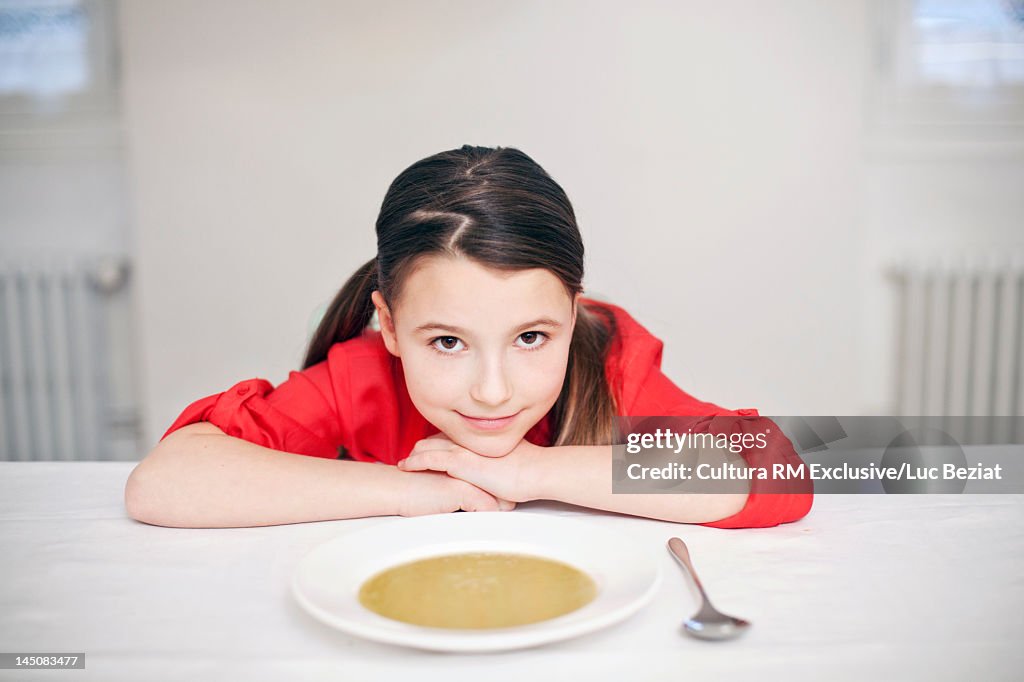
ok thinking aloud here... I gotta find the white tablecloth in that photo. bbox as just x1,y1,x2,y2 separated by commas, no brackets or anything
1,461,1022,681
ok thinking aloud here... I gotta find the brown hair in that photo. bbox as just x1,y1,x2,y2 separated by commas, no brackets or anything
302,145,619,446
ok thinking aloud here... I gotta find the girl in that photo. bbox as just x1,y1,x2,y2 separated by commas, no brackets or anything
125,145,812,529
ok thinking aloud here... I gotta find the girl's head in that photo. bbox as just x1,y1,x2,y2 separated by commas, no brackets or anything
304,145,618,457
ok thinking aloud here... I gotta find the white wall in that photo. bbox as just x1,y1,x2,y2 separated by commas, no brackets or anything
0,154,125,257
0,119,136,460
119,0,1022,449
860,155,1024,416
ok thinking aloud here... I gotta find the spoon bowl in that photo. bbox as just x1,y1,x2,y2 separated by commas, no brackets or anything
667,537,751,641
683,613,751,641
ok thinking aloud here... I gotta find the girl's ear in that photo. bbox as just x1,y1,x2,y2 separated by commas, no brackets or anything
371,290,400,357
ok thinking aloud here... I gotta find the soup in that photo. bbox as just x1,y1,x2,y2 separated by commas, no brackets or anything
358,552,597,629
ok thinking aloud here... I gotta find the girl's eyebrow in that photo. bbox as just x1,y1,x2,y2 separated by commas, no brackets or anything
414,318,563,335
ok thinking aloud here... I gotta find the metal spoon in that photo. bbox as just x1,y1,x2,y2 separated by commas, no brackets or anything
667,537,751,640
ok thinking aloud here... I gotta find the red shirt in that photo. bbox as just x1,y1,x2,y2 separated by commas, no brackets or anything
162,298,812,529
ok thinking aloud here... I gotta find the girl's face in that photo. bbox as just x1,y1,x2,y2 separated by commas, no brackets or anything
372,255,578,458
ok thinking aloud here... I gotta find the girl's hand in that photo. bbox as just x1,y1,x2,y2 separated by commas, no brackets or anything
395,469,516,517
397,434,545,504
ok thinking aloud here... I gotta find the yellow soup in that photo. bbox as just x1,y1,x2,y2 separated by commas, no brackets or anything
358,552,597,629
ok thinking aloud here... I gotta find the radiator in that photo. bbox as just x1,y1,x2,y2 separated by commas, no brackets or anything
888,255,1024,443
0,256,139,461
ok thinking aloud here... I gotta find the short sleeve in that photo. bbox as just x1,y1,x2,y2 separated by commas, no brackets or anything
606,303,813,529
689,411,814,529
160,361,344,460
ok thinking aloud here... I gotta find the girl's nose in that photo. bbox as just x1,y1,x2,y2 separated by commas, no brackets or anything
469,356,513,407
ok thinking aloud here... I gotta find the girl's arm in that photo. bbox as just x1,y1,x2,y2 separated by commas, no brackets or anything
530,444,749,524
398,436,749,524
125,422,512,528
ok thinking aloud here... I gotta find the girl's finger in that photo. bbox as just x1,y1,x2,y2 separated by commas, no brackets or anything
460,484,500,512
399,449,453,473
397,455,426,471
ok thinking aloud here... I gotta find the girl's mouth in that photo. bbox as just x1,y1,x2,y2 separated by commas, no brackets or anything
457,410,522,431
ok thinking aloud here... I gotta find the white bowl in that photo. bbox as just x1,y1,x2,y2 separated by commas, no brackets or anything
292,511,662,652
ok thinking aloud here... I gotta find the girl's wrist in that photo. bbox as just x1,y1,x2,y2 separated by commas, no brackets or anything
523,444,570,503
526,444,619,508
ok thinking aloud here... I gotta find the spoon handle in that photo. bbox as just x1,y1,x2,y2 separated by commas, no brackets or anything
667,537,714,608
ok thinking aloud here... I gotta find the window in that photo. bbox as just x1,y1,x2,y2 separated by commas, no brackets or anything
907,0,1024,88
0,0,118,125
869,0,1024,154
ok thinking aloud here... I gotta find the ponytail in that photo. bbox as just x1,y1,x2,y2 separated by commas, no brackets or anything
302,257,378,369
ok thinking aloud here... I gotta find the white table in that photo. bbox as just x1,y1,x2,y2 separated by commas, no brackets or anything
1,461,1022,681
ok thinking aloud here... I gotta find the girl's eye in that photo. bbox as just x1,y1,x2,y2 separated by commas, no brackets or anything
515,331,549,351
430,336,465,354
